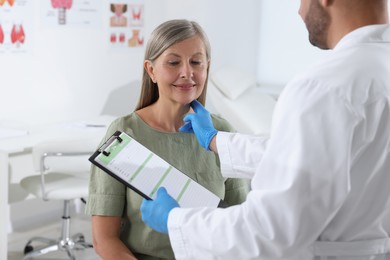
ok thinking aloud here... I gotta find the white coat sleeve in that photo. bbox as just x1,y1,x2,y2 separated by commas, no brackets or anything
217,131,269,179
167,81,358,259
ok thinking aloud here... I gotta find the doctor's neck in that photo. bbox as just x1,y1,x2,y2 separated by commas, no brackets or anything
327,0,389,49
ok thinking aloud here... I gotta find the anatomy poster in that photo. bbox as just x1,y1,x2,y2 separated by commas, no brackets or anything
0,0,33,53
108,0,145,49
41,0,101,27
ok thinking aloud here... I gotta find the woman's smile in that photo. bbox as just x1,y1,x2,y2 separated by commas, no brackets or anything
174,83,195,90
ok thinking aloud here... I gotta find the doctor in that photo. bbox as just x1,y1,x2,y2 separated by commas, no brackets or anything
141,0,390,259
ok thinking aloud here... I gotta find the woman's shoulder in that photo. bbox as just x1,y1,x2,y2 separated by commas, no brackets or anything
104,112,140,135
109,112,137,127
211,113,235,132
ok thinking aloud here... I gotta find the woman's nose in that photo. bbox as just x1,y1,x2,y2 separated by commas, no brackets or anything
180,63,193,78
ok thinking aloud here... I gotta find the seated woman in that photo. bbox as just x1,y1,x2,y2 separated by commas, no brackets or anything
86,19,249,260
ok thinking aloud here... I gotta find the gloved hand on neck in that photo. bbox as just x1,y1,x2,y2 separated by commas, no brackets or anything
179,100,218,151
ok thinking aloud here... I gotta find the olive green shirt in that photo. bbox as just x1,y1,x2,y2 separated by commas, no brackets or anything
86,112,249,259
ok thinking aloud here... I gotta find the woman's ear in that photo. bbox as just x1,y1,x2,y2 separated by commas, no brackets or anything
144,60,156,83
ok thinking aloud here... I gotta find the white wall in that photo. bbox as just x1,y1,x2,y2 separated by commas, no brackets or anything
256,1,390,86
256,0,330,86
0,0,259,127
159,0,260,75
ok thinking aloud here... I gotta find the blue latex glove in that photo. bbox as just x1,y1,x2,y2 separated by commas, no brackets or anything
179,100,217,150
140,187,179,234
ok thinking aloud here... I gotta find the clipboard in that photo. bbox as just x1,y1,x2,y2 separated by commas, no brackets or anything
89,131,228,208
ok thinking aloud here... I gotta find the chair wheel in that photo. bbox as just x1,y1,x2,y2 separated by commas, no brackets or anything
24,245,34,255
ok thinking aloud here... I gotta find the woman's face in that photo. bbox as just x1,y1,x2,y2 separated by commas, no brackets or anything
145,36,209,106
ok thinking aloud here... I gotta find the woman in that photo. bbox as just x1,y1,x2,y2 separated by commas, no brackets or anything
86,19,249,260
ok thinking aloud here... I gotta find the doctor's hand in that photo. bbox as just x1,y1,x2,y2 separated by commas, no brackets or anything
140,187,179,234
179,100,217,151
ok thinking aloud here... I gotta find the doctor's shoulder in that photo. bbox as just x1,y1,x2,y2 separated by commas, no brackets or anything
210,113,235,133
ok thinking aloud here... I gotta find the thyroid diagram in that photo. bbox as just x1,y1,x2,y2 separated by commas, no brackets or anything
0,0,15,7
51,0,73,25
0,24,4,44
11,23,25,47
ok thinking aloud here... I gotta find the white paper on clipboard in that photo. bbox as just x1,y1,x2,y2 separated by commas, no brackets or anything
89,131,227,208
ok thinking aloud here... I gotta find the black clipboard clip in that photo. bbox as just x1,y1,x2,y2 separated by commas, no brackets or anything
98,132,123,156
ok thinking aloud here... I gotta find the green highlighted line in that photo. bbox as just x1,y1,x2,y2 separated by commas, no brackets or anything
129,153,154,183
177,179,191,203
149,166,173,197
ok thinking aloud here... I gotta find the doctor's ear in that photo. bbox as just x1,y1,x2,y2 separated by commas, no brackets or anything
319,0,334,7
144,60,156,83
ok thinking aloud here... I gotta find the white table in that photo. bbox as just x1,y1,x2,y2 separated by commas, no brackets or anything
0,116,114,260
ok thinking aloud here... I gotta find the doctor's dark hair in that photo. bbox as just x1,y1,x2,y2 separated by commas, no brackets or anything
135,19,211,110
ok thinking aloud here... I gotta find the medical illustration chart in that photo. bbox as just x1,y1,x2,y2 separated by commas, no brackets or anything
108,0,145,49
41,0,101,28
0,0,33,53
89,131,226,208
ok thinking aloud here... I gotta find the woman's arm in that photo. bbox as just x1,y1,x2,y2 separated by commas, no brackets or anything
223,177,250,205
92,216,137,260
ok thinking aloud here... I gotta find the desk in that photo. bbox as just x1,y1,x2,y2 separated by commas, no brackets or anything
0,116,114,260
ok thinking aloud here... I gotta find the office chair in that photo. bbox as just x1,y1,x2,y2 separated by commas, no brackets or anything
20,137,99,260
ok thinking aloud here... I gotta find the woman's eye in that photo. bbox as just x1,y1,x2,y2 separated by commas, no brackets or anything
168,61,179,66
191,60,202,65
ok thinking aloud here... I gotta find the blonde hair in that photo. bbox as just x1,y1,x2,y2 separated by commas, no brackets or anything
135,19,211,110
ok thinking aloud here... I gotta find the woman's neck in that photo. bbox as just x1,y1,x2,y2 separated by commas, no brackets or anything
136,102,191,132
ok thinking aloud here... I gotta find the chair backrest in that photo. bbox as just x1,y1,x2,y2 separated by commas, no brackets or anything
32,137,101,174
207,66,276,135
210,66,257,101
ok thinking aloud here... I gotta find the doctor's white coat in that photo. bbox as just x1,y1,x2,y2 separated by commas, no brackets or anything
167,25,390,259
